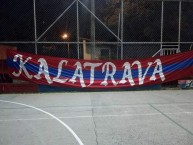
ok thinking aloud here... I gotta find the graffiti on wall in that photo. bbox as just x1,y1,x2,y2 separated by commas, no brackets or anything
178,80,193,89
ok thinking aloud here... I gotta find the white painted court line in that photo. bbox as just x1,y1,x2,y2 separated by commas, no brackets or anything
1,102,193,110
0,100,84,145
0,111,192,122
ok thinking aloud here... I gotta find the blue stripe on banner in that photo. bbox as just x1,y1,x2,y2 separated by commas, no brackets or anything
164,58,193,74
7,57,193,80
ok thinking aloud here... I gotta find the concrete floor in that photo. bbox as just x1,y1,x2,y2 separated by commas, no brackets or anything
0,90,193,145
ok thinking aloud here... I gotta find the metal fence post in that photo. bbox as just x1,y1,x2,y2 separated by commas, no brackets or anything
117,13,121,60
91,0,95,60
121,0,124,60
77,0,80,59
178,1,182,52
33,0,37,54
160,1,164,56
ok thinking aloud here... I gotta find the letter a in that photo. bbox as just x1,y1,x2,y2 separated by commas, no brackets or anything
69,62,86,88
53,60,68,83
34,58,53,84
150,59,165,81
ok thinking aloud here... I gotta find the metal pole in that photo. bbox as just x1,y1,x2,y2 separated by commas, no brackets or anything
121,0,124,60
160,1,164,56
178,1,182,53
77,0,80,59
33,0,37,54
117,13,121,60
91,0,95,60
152,1,164,57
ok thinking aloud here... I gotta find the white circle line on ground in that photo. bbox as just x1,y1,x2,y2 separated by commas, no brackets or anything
0,100,84,145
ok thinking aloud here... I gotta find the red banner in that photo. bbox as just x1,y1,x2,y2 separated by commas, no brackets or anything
7,49,193,89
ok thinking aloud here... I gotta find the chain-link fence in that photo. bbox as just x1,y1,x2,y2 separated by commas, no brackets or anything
0,0,193,60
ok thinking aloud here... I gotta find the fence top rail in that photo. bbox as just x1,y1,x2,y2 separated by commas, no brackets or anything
155,0,192,1
0,42,193,45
